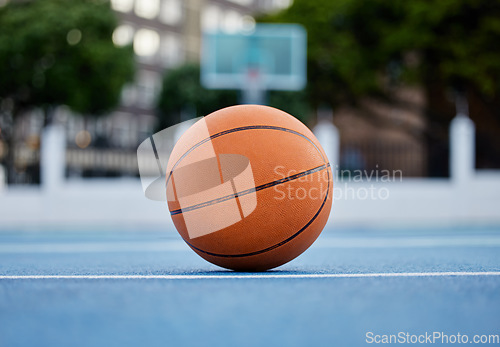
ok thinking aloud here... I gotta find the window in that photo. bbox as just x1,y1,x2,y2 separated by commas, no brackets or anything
136,70,161,108
272,0,292,10
121,84,137,107
135,0,160,19
160,0,182,25
111,112,134,148
134,28,160,57
161,35,184,68
110,0,134,12
201,5,221,33
222,10,242,33
113,25,134,47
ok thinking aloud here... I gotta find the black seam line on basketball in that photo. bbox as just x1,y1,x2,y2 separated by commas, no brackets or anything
170,163,330,216
165,125,327,186
182,170,330,258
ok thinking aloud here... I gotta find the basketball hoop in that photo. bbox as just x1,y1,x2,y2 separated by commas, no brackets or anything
200,24,307,104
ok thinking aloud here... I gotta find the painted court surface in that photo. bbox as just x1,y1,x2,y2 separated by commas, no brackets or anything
0,227,499,347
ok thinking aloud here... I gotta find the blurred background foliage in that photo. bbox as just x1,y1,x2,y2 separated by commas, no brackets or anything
259,0,500,173
156,64,311,130
156,64,238,130
263,0,500,108
0,0,135,122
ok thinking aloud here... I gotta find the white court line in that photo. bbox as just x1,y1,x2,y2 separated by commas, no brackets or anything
1,272,500,280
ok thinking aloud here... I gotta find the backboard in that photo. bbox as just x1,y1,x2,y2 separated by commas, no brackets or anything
201,24,307,92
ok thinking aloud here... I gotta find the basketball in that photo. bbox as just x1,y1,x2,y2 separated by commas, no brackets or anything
166,105,333,271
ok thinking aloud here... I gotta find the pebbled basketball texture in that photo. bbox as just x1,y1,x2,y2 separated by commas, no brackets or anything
166,105,333,271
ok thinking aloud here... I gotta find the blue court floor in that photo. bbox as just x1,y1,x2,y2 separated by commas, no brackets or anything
1,227,499,347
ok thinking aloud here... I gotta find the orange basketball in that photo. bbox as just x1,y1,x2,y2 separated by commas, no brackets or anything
166,105,332,271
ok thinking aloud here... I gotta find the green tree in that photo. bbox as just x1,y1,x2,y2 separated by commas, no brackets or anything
156,64,238,130
268,89,310,124
266,0,500,108
264,0,500,174
0,0,135,182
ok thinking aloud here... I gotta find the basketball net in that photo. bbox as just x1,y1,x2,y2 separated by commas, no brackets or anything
242,67,265,105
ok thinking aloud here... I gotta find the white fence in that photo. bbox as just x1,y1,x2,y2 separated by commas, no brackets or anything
0,115,499,230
